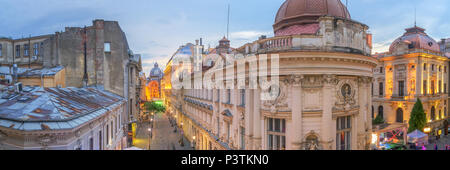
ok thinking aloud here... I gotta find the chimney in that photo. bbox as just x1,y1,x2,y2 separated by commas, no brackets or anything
12,64,18,84
366,33,373,49
195,39,199,45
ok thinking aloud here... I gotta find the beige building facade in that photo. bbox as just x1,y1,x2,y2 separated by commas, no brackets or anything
164,0,377,150
373,26,449,138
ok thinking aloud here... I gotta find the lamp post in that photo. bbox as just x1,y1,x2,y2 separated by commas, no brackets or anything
148,127,152,150
192,136,196,150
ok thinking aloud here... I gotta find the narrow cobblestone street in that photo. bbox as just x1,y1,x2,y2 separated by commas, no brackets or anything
134,112,192,150
425,135,450,150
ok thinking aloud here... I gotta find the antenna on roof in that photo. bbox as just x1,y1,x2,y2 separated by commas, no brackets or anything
414,6,417,27
227,3,230,39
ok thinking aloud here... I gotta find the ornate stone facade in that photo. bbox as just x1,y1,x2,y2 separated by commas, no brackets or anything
163,0,377,150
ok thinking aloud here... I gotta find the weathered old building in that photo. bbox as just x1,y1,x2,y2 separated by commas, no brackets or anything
0,86,126,150
0,20,143,144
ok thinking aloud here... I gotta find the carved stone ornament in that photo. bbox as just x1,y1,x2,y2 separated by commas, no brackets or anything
263,80,289,113
335,80,356,109
37,134,56,147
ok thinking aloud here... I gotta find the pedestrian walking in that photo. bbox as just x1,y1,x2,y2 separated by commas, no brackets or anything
434,144,438,150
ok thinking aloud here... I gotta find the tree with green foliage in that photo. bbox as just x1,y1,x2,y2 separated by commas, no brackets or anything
372,113,385,125
144,101,166,114
408,99,427,133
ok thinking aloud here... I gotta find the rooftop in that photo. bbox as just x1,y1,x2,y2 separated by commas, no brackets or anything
0,86,124,131
0,66,64,78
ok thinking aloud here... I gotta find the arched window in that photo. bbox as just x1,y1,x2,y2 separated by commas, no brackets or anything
431,106,436,121
396,108,404,123
378,106,384,119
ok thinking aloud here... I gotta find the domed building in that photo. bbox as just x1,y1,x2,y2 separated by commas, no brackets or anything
373,26,449,142
169,0,377,150
147,63,163,100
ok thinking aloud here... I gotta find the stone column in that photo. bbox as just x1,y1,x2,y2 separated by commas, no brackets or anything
321,75,336,150
357,77,369,150
253,88,262,150
245,89,253,150
289,75,303,150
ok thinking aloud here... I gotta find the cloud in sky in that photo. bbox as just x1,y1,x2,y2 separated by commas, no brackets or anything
0,0,449,75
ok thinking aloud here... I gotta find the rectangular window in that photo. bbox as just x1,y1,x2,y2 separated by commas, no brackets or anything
445,83,447,94
99,131,103,150
379,82,384,96
106,125,109,145
226,89,231,104
267,118,286,150
336,116,352,150
227,123,230,141
423,80,427,95
380,67,383,73
240,89,245,106
24,44,29,56
439,80,442,94
33,43,39,55
89,137,94,150
104,43,111,52
111,121,114,140
240,127,245,150
431,81,435,95
216,89,220,102
0,44,2,57
16,45,20,57
398,81,405,97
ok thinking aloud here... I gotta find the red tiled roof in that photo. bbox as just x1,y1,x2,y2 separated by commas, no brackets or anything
275,23,320,37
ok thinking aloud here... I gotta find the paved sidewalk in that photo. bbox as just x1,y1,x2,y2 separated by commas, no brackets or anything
425,135,450,150
133,112,192,150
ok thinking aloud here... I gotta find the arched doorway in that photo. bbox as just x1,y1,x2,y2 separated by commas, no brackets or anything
431,106,436,121
396,108,404,123
378,106,384,119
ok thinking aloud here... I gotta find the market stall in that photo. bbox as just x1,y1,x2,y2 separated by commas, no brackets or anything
407,130,429,147
372,123,408,150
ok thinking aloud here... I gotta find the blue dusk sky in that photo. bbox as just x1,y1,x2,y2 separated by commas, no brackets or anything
1,0,449,76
